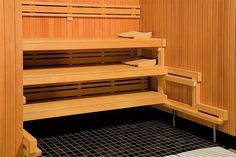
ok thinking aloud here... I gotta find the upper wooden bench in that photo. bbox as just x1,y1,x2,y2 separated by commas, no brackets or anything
23,38,166,51
23,38,167,86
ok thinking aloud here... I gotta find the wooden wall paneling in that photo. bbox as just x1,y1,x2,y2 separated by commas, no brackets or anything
22,2,141,19
15,0,23,155
0,1,5,156
222,0,230,133
234,0,236,135
230,0,236,135
23,0,140,38
219,1,224,110
0,0,23,156
212,0,219,118
228,0,236,135
140,0,236,136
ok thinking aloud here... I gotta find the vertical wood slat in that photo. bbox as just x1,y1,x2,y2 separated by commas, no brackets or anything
0,0,23,156
16,0,23,153
140,0,236,136
229,0,236,136
0,1,5,156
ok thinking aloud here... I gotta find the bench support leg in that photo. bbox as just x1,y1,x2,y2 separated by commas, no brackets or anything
213,124,217,143
172,110,176,127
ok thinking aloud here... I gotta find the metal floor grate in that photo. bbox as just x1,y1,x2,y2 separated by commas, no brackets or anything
37,120,217,157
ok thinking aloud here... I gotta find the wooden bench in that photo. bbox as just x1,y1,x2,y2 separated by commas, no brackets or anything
24,91,167,121
24,65,168,86
23,38,166,51
23,38,167,122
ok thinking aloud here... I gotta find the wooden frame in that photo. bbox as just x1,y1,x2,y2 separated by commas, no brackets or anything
22,1,141,19
23,38,168,122
0,0,23,156
155,67,228,124
23,130,42,157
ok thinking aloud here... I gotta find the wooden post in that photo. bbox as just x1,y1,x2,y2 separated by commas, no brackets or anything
158,76,165,94
158,48,165,66
0,0,23,156
192,83,201,110
157,47,166,94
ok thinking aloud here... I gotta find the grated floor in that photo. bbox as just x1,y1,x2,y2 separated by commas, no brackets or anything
37,120,217,157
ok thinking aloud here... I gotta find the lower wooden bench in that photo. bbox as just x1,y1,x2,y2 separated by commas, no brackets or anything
24,91,167,121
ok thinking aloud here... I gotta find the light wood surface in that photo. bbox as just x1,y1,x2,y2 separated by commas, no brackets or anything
118,31,152,39
122,57,156,67
141,0,236,136
20,0,235,141
24,65,168,86
163,99,224,125
23,49,137,67
24,91,167,121
22,1,140,19
23,0,140,38
164,75,197,87
23,130,42,157
23,38,166,51
24,77,149,102
157,67,228,125
0,0,23,156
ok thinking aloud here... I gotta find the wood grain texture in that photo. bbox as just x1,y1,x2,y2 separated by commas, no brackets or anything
23,130,42,157
23,91,167,121
0,0,23,156
23,65,167,86
22,1,141,19
24,77,149,102
23,38,166,51
140,0,236,136
23,0,140,38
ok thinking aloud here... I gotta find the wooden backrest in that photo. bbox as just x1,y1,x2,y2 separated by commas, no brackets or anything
22,1,141,19
25,77,149,102
24,49,137,68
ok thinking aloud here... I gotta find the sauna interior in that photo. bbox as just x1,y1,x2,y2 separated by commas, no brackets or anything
0,0,236,157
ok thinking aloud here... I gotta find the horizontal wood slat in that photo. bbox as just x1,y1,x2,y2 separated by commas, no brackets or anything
163,99,224,124
23,91,167,121
22,1,140,19
22,1,140,8
164,74,197,87
24,49,137,67
24,77,149,102
23,38,166,51
23,65,168,86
